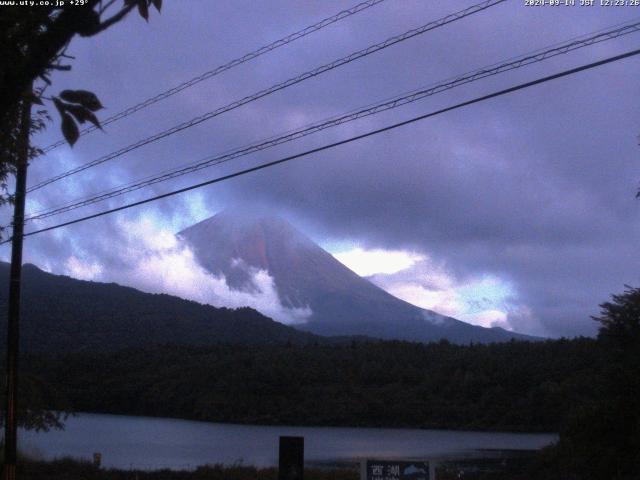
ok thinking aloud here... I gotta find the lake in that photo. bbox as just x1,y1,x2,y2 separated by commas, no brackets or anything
19,413,558,471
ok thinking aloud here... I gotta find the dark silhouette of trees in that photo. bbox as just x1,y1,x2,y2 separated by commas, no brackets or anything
587,287,640,478
19,338,601,433
0,373,70,432
0,0,161,204
0,1,162,434
534,287,640,480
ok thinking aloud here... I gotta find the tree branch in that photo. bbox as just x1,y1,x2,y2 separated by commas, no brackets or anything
81,3,135,37
99,0,118,15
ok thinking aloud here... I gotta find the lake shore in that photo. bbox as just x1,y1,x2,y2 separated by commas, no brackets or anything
17,455,541,480
18,459,357,480
19,412,557,470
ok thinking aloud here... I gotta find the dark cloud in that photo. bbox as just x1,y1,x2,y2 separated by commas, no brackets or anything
2,0,639,337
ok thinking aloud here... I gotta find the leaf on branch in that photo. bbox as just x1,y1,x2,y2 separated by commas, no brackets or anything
151,0,162,12
61,113,80,147
137,0,149,21
52,97,66,115
65,104,102,130
59,90,104,111
76,10,102,37
27,92,44,106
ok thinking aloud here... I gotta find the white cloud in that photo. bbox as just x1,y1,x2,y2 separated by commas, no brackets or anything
332,247,425,276
335,247,545,335
383,282,463,318
460,309,510,330
60,217,312,325
64,255,103,280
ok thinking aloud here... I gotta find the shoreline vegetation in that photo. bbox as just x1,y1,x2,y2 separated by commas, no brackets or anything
14,455,541,480
8,285,640,479
7,458,359,480
17,338,600,434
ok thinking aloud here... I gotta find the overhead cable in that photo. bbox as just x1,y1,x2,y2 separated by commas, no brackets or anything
28,0,506,193
24,20,640,222
7,46,639,244
41,0,389,153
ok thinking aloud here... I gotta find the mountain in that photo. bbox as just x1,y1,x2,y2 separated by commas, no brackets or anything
0,262,318,353
178,211,537,343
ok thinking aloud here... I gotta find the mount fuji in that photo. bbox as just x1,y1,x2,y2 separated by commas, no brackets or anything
179,211,536,344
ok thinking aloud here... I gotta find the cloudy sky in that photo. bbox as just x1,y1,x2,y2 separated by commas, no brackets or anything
2,0,639,338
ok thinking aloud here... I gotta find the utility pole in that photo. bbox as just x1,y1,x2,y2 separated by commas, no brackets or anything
3,91,32,480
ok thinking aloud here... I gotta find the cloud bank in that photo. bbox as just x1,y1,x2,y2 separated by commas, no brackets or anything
334,246,547,335
63,218,312,325
1,1,638,338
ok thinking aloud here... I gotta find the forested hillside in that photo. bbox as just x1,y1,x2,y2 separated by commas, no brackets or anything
22,338,601,432
0,263,318,352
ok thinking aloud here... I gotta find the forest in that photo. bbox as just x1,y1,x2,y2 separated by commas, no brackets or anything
1,289,640,480
4,286,639,479
19,338,599,433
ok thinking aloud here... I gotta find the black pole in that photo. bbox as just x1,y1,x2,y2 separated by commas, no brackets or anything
3,93,32,480
278,436,304,480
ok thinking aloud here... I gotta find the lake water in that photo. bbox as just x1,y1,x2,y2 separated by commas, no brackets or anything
19,413,558,471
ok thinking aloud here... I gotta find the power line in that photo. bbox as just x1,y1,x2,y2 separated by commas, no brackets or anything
28,0,506,193
31,17,640,219
7,46,640,244
41,0,388,153
24,20,640,222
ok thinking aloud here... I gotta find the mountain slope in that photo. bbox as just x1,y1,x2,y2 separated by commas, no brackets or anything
178,211,537,343
0,262,318,353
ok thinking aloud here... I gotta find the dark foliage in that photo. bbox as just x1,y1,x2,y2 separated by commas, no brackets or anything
15,457,356,480
0,0,161,214
0,372,70,432
526,286,640,480
20,338,601,433
0,0,160,132
0,263,319,353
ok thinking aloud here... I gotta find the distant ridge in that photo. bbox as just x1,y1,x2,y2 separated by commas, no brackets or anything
179,211,539,344
0,262,319,353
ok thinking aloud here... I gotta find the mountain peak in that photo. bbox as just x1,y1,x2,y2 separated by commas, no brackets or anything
179,210,536,344
185,208,296,231
178,210,318,286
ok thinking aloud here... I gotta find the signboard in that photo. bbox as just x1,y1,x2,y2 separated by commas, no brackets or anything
363,460,431,480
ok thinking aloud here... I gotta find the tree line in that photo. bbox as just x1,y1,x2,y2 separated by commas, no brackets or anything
4,286,639,478
18,337,600,433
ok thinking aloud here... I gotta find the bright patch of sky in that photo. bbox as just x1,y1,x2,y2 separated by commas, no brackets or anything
457,276,514,315
332,247,426,276
330,246,523,331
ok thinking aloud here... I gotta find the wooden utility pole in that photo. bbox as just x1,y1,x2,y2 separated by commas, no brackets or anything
3,92,32,480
